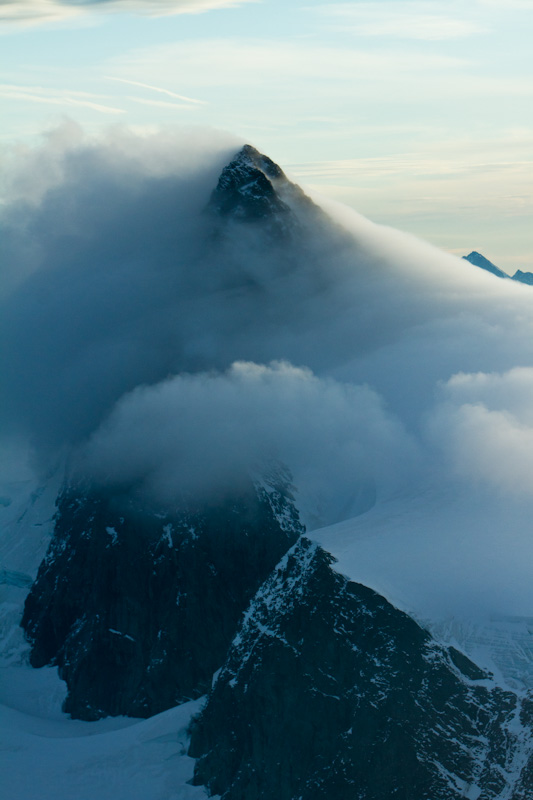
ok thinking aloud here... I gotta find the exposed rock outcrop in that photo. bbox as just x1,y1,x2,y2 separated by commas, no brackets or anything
190,538,533,800
21,468,303,720
208,144,323,238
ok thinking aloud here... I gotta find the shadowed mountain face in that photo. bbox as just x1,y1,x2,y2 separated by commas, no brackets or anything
22,470,303,720
190,538,533,800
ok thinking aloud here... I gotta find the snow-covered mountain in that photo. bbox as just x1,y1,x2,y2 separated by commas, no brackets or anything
2,136,533,799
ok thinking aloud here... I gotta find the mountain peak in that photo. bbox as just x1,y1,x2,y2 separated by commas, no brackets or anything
209,144,320,234
463,251,509,279
512,269,533,286
209,144,292,222
234,143,285,181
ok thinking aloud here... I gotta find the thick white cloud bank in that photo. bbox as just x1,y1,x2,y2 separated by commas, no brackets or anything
429,367,533,496
2,124,533,645
79,360,416,528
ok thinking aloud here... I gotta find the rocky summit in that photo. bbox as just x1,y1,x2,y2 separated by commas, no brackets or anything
209,144,322,236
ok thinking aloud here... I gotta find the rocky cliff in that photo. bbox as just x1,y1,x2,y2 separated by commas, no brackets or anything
190,538,533,800
21,468,303,720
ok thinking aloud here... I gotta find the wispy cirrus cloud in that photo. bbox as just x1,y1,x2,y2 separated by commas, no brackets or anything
110,37,470,89
105,76,206,105
126,96,201,110
0,83,125,114
313,2,489,41
478,0,533,8
0,0,256,27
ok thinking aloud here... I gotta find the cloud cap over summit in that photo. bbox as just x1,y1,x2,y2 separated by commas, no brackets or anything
2,125,533,526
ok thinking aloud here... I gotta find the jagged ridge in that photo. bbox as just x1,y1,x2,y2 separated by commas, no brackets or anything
21,469,303,720
190,537,533,800
209,144,321,232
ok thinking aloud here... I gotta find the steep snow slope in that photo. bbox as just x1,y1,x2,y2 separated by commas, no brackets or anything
0,695,210,800
0,473,59,668
313,480,533,692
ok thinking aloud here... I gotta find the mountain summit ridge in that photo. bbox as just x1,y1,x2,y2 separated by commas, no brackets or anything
209,144,321,230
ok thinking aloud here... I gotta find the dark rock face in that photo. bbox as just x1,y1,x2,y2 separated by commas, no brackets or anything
190,538,533,800
21,468,303,720
210,144,291,222
513,697,533,798
209,144,321,235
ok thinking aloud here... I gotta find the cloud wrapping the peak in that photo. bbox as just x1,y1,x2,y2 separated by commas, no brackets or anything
3,123,533,634
3,123,533,526
78,361,416,527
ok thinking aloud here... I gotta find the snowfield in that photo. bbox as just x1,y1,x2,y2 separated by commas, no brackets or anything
313,479,533,692
0,690,208,800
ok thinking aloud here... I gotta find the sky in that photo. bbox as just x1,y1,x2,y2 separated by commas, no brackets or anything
1,0,532,272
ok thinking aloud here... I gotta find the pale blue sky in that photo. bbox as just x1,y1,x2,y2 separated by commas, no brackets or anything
1,0,532,270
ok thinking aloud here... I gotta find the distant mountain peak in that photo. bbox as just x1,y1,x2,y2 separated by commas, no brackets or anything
463,251,533,287
512,269,533,286
463,251,509,279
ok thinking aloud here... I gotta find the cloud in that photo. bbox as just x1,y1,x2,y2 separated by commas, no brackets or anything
479,0,533,8
0,0,256,26
2,123,533,521
289,132,533,274
5,122,533,633
0,124,243,444
78,361,415,527
111,38,469,90
313,2,488,41
428,368,533,496
125,96,202,110
0,84,125,114
104,77,206,105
